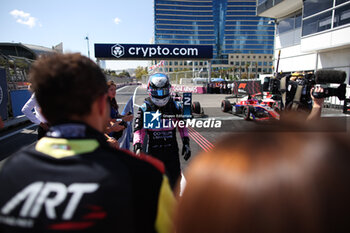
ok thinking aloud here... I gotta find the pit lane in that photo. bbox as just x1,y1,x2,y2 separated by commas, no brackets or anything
1,85,348,171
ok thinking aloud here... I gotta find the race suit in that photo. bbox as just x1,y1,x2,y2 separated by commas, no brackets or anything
0,122,174,233
134,97,189,189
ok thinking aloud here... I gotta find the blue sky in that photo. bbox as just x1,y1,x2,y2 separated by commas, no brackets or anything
0,0,153,70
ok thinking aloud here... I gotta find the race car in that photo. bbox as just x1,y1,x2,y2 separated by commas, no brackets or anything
221,93,280,121
172,92,203,116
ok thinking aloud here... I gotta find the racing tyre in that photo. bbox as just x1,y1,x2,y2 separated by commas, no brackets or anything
221,100,231,112
192,101,201,114
243,106,251,121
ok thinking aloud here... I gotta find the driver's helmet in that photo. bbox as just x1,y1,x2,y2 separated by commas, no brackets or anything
147,73,171,107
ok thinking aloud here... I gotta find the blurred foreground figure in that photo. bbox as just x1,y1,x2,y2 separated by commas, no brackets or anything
175,123,350,233
0,53,174,233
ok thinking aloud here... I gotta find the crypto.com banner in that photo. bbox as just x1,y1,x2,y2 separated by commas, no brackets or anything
94,44,213,60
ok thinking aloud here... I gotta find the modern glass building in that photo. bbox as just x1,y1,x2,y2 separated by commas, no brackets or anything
154,0,275,75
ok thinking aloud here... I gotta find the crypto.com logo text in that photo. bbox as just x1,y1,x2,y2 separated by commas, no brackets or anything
111,44,199,58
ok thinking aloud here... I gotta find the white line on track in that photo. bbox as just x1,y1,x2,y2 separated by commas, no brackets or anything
133,86,141,108
0,124,37,141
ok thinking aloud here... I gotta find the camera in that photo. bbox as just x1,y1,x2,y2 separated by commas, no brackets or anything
263,69,347,112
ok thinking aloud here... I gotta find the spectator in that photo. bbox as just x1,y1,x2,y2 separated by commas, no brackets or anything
206,82,211,94
175,124,350,233
227,83,232,94
105,80,133,140
0,53,174,233
22,85,49,139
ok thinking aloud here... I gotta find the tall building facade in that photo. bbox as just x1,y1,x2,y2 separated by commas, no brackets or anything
257,0,350,104
154,0,275,77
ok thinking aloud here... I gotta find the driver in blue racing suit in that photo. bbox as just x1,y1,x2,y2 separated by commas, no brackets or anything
133,73,191,189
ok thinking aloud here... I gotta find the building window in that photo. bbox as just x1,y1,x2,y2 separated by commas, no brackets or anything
295,13,302,28
230,62,234,65
236,56,239,59
302,11,333,36
303,0,333,18
277,17,295,34
241,61,245,66
235,61,239,66
169,61,172,66
334,4,350,28
258,0,267,5
277,13,302,35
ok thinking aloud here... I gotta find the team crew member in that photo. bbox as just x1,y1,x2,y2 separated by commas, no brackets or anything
0,54,174,233
133,73,191,189
22,86,49,139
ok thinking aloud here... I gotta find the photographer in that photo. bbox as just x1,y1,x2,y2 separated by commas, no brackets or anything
307,85,325,121
264,69,346,119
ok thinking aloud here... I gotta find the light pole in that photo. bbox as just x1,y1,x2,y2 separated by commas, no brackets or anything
85,35,90,59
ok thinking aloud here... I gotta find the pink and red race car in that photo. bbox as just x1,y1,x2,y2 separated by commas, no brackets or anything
221,93,280,121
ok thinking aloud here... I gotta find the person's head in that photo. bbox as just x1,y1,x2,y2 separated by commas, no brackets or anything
147,73,171,107
175,130,350,233
107,80,117,99
29,53,109,130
